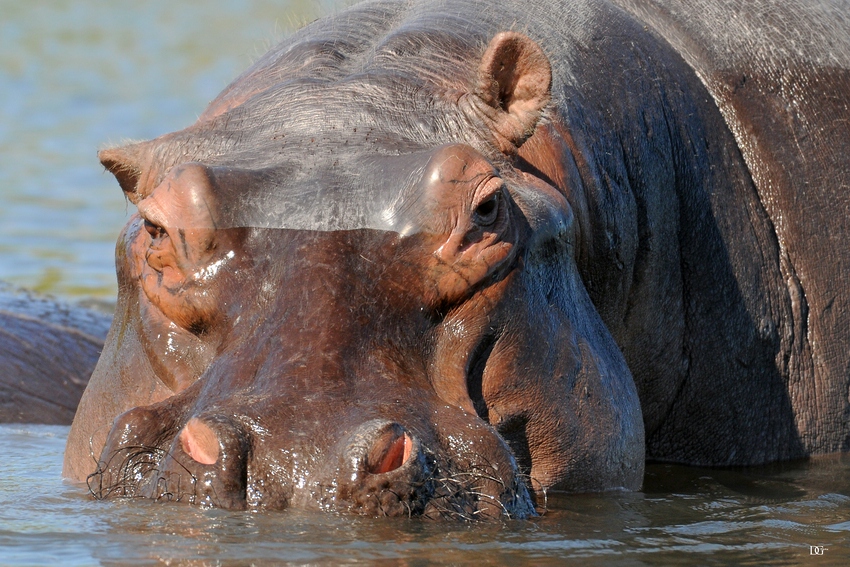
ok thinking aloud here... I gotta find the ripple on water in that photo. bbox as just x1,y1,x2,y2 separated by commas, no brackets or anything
0,425,849,565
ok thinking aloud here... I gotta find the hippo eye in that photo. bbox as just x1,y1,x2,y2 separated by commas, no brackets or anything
144,218,166,240
473,191,501,227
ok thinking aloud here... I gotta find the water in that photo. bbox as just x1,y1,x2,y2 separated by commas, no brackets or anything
0,425,847,565
0,0,343,299
1,1,849,564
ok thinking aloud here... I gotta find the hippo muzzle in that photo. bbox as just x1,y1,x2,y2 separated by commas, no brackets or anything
91,401,534,518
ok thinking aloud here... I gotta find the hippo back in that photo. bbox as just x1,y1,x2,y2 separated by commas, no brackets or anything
613,0,850,456
0,284,111,424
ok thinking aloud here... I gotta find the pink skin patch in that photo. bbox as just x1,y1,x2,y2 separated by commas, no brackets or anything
179,418,220,465
370,432,414,475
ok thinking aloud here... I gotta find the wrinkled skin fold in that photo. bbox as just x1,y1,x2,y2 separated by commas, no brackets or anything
66,0,850,518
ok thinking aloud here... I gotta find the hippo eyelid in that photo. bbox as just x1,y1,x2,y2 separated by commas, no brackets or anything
137,200,169,233
472,178,506,227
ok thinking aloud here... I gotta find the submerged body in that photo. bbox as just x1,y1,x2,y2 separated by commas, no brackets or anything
65,0,850,517
0,284,110,424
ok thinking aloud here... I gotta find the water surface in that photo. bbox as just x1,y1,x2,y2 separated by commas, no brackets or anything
0,0,343,298
0,425,847,565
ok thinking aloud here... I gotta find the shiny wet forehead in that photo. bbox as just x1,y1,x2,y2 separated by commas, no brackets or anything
141,144,500,234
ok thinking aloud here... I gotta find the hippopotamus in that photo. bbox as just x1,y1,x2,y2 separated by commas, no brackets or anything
0,283,111,423
64,0,850,518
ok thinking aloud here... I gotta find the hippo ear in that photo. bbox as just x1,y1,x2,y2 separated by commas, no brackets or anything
472,32,552,153
99,141,153,203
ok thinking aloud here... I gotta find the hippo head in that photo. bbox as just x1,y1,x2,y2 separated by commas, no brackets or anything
70,23,643,519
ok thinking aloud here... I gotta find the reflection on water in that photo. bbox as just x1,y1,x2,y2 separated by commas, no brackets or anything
0,0,346,299
0,425,847,566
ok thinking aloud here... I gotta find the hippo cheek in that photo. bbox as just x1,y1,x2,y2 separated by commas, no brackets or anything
472,267,645,494
486,331,644,493
428,168,644,494
432,284,644,495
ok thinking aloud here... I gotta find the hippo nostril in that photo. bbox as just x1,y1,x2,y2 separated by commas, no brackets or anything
366,427,414,475
179,418,220,465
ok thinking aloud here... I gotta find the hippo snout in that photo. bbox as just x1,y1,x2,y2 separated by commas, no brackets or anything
329,417,538,519
89,408,252,510
90,406,537,519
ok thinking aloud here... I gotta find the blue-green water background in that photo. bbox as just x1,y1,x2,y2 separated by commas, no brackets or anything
0,1,848,565
0,0,338,299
